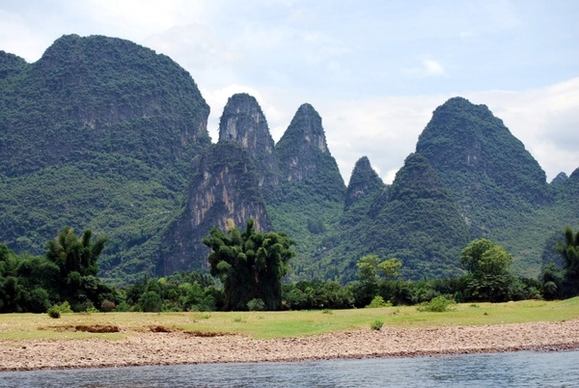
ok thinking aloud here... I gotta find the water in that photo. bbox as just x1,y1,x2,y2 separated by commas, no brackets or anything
1,351,578,387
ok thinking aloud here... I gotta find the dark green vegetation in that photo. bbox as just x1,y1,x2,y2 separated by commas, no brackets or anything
0,228,114,313
204,220,293,310
541,227,579,299
0,35,210,282
1,35,577,283
319,98,578,281
2,224,578,314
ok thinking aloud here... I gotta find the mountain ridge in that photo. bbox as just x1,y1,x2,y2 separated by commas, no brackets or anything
0,35,577,282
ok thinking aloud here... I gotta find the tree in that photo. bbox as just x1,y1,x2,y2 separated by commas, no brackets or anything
357,255,402,283
461,239,514,302
46,227,110,310
355,255,403,306
558,227,579,297
203,219,293,310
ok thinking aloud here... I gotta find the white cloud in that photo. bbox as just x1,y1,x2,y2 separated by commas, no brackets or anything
423,59,446,76
404,58,446,78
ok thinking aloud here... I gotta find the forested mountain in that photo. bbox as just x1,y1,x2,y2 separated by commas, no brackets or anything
266,103,346,277
0,35,210,282
1,35,577,283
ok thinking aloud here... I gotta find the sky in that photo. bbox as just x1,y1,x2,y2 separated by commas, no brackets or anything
1,0,578,183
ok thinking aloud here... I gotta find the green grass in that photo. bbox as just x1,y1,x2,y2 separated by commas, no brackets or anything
0,298,577,341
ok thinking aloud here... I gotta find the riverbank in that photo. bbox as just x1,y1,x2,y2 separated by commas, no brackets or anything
1,299,578,371
1,320,578,371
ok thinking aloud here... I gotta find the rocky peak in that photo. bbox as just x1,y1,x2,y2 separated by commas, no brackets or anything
273,103,345,197
345,156,384,207
218,93,274,160
278,103,329,154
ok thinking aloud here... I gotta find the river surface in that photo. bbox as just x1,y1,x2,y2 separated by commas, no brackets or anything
1,350,578,387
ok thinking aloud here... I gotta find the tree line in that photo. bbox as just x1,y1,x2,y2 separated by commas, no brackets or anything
0,222,578,313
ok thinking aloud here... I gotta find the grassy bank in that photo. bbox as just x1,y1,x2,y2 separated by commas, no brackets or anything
0,298,577,341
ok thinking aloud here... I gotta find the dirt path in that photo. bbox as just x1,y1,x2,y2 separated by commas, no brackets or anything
1,320,578,371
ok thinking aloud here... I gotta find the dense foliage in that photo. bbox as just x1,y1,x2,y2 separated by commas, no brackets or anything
0,34,210,282
0,228,114,312
203,220,294,310
541,227,579,299
3,225,577,314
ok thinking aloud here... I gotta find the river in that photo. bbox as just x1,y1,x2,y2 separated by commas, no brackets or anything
1,350,578,387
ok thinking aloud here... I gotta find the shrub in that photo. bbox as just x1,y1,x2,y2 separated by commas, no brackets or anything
114,301,131,312
47,306,61,319
366,296,392,308
140,291,162,312
27,287,51,313
48,301,73,315
100,299,116,312
417,295,456,312
247,298,265,311
83,302,99,313
370,319,384,331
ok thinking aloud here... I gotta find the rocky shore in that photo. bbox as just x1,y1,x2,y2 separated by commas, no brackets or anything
1,319,578,371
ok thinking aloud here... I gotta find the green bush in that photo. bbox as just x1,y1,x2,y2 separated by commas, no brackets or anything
114,301,131,312
27,287,51,313
417,295,456,312
366,295,392,308
49,301,73,314
140,291,162,312
247,298,265,311
370,319,384,331
47,306,61,318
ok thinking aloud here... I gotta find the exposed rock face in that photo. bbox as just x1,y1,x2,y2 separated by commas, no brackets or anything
218,93,277,186
274,103,344,199
345,156,384,208
159,143,270,274
218,93,274,160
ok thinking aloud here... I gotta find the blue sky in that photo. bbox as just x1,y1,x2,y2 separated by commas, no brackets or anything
1,0,578,183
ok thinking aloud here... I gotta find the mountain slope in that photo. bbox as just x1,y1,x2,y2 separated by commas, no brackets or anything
267,103,345,277
416,97,550,233
158,143,270,274
0,35,210,281
367,153,469,278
